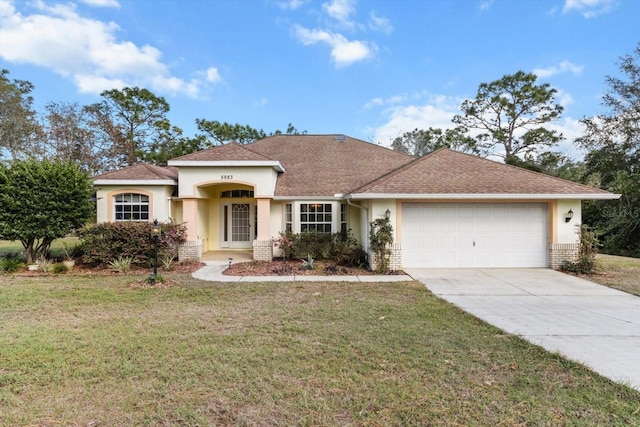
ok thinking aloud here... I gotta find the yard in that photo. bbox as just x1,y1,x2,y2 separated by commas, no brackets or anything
585,254,640,296
1,272,638,426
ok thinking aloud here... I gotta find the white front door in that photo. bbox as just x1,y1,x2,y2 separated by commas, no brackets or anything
221,203,254,248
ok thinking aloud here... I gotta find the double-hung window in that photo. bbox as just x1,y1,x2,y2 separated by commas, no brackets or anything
114,193,149,221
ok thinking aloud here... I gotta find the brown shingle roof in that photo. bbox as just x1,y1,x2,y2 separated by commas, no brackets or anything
353,148,612,196
94,163,177,181
170,141,275,162
245,134,416,197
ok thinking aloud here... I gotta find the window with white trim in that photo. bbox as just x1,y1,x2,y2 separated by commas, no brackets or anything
284,203,293,232
114,193,149,221
340,203,347,234
300,203,332,233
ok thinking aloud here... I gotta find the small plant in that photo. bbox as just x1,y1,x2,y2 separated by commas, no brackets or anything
301,254,315,270
37,258,53,273
562,225,600,275
145,273,165,284
369,216,394,273
62,242,76,261
52,263,69,274
161,254,176,271
109,256,133,273
0,256,24,273
273,231,297,260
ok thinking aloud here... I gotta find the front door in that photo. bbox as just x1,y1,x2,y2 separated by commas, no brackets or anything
222,203,253,248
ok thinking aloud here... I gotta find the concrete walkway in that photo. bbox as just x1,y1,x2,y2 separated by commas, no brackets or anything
192,260,413,282
404,268,640,390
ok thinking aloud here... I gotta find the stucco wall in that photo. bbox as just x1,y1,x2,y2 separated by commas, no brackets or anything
556,199,581,243
96,185,175,223
177,167,278,198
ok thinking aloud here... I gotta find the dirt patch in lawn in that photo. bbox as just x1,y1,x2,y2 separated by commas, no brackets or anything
223,259,402,276
578,254,640,296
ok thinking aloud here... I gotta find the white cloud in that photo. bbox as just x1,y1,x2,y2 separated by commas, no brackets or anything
563,0,616,18
293,25,376,67
205,67,222,83
368,94,462,146
0,1,219,98
479,0,494,11
81,0,120,8
276,0,306,10
322,0,355,28
369,11,392,34
533,60,584,78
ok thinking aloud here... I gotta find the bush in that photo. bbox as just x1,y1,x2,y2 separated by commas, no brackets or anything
562,225,600,274
273,230,366,268
52,263,68,274
0,255,24,273
78,221,186,267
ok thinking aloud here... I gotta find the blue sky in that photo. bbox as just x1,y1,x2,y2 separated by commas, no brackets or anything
1,0,638,158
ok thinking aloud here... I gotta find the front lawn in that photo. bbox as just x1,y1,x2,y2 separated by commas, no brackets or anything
584,254,640,296
0,274,638,426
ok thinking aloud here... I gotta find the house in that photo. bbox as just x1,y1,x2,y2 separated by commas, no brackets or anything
93,134,619,269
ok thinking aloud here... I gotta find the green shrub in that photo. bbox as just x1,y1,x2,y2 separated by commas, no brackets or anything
301,254,315,270
78,221,186,267
293,231,332,259
52,263,68,274
274,230,366,267
562,225,600,274
0,255,24,273
109,256,133,273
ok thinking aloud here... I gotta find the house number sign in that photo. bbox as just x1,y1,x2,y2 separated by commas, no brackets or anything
221,174,233,180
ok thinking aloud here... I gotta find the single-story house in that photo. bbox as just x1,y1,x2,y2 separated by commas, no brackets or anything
93,134,619,269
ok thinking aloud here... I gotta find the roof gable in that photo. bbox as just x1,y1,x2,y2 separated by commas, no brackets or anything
352,148,614,198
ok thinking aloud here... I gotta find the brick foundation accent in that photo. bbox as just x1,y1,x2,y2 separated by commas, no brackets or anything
369,244,402,272
179,240,203,261
253,239,274,261
549,243,579,269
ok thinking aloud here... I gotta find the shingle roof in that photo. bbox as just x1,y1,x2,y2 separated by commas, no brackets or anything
245,134,415,197
93,163,177,181
353,148,612,196
170,141,275,162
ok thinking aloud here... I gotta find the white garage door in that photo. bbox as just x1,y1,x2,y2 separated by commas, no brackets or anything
402,203,548,268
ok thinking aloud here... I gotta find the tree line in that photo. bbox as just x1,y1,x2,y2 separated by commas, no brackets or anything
1,44,638,257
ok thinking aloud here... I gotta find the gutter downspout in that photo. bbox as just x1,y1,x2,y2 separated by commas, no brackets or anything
336,193,370,252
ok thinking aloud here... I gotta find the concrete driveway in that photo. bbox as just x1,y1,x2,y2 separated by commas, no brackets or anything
404,268,640,390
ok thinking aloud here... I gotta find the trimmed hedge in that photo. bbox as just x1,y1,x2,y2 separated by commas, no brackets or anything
78,221,187,267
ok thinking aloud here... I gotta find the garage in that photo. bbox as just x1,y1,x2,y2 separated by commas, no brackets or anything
401,202,548,268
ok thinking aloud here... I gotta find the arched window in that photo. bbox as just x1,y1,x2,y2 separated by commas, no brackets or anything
114,193,149,221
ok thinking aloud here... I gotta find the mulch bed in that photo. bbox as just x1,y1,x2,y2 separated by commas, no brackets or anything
223,259,403,276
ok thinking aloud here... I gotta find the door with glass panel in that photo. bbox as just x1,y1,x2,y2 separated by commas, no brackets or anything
222,203,253,248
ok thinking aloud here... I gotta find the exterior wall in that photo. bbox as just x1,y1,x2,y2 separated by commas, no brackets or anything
178,166,278,198
96,185,175,223
179,239,203,261
549,199,581,269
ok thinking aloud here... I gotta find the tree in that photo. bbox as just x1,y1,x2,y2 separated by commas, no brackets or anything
91,87,171,166
0,69,42,160
391,127,477,156
577,43,640,256
40,101,112,174
195,119,267,145
453,71,564,161
0,159,94,263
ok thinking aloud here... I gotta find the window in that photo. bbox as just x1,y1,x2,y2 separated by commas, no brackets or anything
300,203,332,233
340,203,347,234
284,203,293,232
221,189,254,198
114,193,149,221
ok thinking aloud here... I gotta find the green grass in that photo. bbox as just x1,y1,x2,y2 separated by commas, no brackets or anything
1,274,639,426
0,237,80,259
587,254,640,296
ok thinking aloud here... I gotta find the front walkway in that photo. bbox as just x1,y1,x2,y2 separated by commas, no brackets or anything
405,268,640,390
